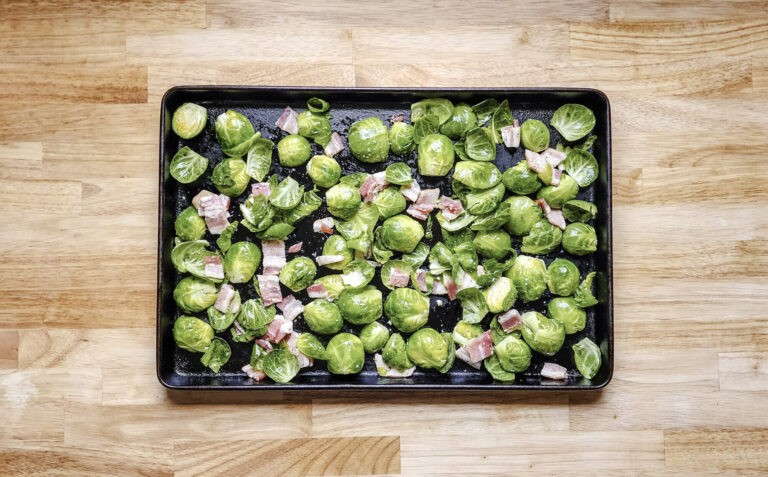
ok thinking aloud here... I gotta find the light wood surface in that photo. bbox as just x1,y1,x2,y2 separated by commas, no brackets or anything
1,1,767,474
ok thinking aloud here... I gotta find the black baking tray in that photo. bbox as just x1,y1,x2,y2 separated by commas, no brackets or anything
157,86,613,391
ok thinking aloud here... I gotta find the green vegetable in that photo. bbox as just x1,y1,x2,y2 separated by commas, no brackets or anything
490,312,519,345
173,276,218,313
256,222,294,241
385,162,413,185
562,223,598,256
406,328,449,370
223,241,261,283
379,214,425,253
502,161,542,195
439,103,476,139
482,276,516,313
216,221,238,253
337,203,378,253
521,220,563,255
326,183,362,219
413,116,439,144
574,272,599,307
473,229,513,260
563,200,597,223
340,172,370,188
381,260,413,290
321,235,354,271
304,299,343,334
206,290,240,331
172,103,207,139
503,196,543,236
373,187,406,219
536,173,579,209
277,190,321,225
476,257,515,288
453,161,502,189
563,148,599,187
382,333,412,370
456,287,489,324
401,243,430,269
170,146,208,184
509,255,547,302
279,257,317,292
428,242,454,275
297,333,327,360
250,342,268,370
550,104,595,141
175,207,207,241
470,201,512,231
326,333,365,374
212,158,250,197
173,315,214,352
307,97,330,114
277,134,312,167
436,210,476,232
472,98,500,126
215,110,259,157
573,337,601,379
238,298,275,332
464,183,505,216
240,194,274,233
548,297,586,334
263,349,300,383
494,335,531,373
306,155,341,188
484,354,516,382
388,122,416,154
417,134,455,177
200,337,230,372
452,321,483,347
385,287,430,332
360,322,390,354
337,285,382,325
520,119,550,152
439,332,455,374
170,240,220,281
547,258,580,296
520,311,565,356
348,117,389,163
312,275,346,301
464,127,496,162
454,242,478,272
411,98,454,125
297,110,332,146
489,99,515,144
245,137,273,181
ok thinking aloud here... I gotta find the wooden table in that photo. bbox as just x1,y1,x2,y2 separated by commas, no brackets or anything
2,1,767,474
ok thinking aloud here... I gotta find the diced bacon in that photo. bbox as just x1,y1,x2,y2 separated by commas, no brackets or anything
192,190,216,210
456,268,478,291
547,209,566,231
444,275,459,301
287,242,303,253
551,168,562,186
233,320,246,336
261,240,286,276
455,346,482,370
198,194,230,217
360,172,389,202
525,150,548,173
205,213,230,235
400,180,421,202
242,364,267,381
415,269,428,292
498,309,523,332
276,295,304,322
265,316,292,343
406,204,429,220
258,275,283,306
204,255,225,280
390,114,405,123
306,283,328,299
500,120,521,148
535,198,552,216
323,132,344,157
466,330,494,363
251,182,272,198
416,188,440,207
316,255,345,266
313,217,335,234
275,106,299,134
214,284,236,313
542,148,567,167
541,362,568,380
437,196,464,221
431,278,448,295
388,268,410,288
374,353,415,377
286,332,314,368
255,338,273,351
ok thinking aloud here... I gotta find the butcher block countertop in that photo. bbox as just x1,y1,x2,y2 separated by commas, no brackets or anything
1,1,768,475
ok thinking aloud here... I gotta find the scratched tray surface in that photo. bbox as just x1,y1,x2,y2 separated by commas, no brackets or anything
158,88,612,390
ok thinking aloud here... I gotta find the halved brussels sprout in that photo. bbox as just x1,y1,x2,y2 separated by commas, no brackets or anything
374,187,406,219
547,258,580,296
473,229,513,260
297,333,327,360
536,173,579,209
483,276,517,313
307,97,330,114
464,183,505,215
173,276,218,313
326,333,365,374
574,271,599,307
411,98,454,125
439,103,477,139
472,98,500,126
385,162,413,185
494,335,531,373
256,222,294,241
172,103,207,139
321,235,354,270
520,119,550,152
406,328,449,370
215,110,259,157
341,260,375,288
484,354,516,382
385,287,430,332
312,274,346,301
306,155,341,188
562,223,598,256
337,203,378,253
170,146,208,184
548,297,586,334
380,260,414,290
470,201,512,231
360,322,390,354
245,137,273,181
413,116,439,144
502,161,542,195
503,196,544,236
263,349,300,383
212,158,250,197
436,210,476,232
428,242,453,275
418,134,455,177
326,183,362,219
270,176,304,210
171,240,219,280
277,190,321,225
279,257,317,292
521,220,563,255
223,241,261,283
238,298,275,332
563,148,599,187
455,242,478,272
452,321,484,347
297,110,332,146
337,285,382,325
520,311,565,356
304,299,343,334
379,214,425,253
382,333,412,370
277,134,312,167
173,315,214,352
464,127,496,162
563,200,597,223
175,207,207,241
207,290,240,331
340,172,370,188
200,337,231,372
456,288,489,324
250,341,268,370
509,255,547,302
550,104,596,141
489,99,515,144
573,337,601,379
388,122,416,155
348,117,389,163
453,161,502,189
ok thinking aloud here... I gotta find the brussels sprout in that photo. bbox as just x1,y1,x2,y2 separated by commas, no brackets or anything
548,297,586,334
337,285,382,325
341,260,375,288
464,183,505,216
547,258,580,296
212,158,250,197
173,276,218,313
206,290,240,331
279,257,317,292
401,243,430,269
172,102,207,139
473,229,513,260
304,299,343,334
215,110,259,157
453,161,502,189
483,276,517,313
245,137,274,181
269,176,303,210
307,97,330,114
277,134,312,167
456,288,489,324
536,173,579,209
452,321,484,347
453,139,470,161
472,98,500,126
297,333,327,360
256,222,294,241
562,223,598,256
489,312,520,345
520,311,565,356
360,322,390,354
326,333,365,374
263,349,300,383
550,104,596,141
348,117,389,163
326,183,362,219
563,148,599,187
388,122,416,155
200,337,231,372
238,298,276,332
521,220,563,255
574,271,599,307
418,134,455,177
312,274,346,301
381,260,414,290
216,221,238,253
406,328,449,370
489,99,516,144
306,155,341,188
320,235,353,271
503,196,543,237
563,200,597,223
382,333,412,370
170,146,208,184
520,119,550,152
477,257,516,289
411,98,454,125
455,242,478,272
464,127,496,162
494,335,532,372
297,110,332,146
509,255,548,302
340,172,370,188
439,332,455,374
439,103,477,139
173,315,214,352
470,201,512,231
175,207,207,241
436,210,476,232
379,214,425,253
385,162,413,185
428,242,454,275
223,241,261,283
502,161,542,195
484,354,516,382
250,341,269,370
385,287,430,332
372,231,393,264
171,240,220,280
572,337,601,379
413,116,439,145
277,190,321,225
240,194,275,233
373,187,406,219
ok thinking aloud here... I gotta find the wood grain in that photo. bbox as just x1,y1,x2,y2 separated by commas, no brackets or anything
719,353,768,391
665,429,768,469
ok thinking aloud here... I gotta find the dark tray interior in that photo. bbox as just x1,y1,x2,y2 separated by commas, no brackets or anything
158,87,613,390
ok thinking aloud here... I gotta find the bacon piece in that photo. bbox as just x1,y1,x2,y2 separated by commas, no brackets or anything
541,362,568,380
275,106,299,134
535,198,552,216
444,275,459,301
374,353,415,377
276,295,304,322
214,284,236,313
316,255,345,266
192,190,216,210
258,275,283,306
261,240,286,276
431,278,448,295
360,171,388,203
323,132,345,157
406,204,429,220
233,320,246,336
205,214,229,235
456,268,478,291
255,338,273,351
500,120,521,148
547,209,566,231
437,196,464,221
466,330,494,363
525,149,548,173
406,188,440,220
551,168,562,186
251,182,272,198
285,332,314,368
264,316,292,343
204,255,225,280
415,269,428,292
387,268,410,288
400,179,421,202
242,364,267,382
307,283,328,299
542,148,567,167
198,194,230,217
287,242,303,253
455,346,482,370
498,309,522,332
313,217,335,234
389,114,405,123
